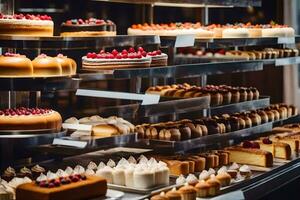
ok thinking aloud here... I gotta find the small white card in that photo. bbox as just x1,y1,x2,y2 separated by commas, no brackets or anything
52,138,87,148
62,123,92,131
174,34,195,47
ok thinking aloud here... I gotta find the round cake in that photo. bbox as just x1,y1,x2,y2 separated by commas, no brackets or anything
82,47,157,70
0,53,33,77
0,13,53,36
60,18,116,37
32,54,62,77
0,107,62,131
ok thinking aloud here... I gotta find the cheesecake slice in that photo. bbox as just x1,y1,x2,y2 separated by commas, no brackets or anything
257,138,292,160
226,147,273,167
270,135,300,153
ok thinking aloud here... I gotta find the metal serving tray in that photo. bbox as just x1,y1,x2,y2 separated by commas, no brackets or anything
146,122,273,153
160,36,297,48
0,35,160,50
0,76,80,91
210,96,270,116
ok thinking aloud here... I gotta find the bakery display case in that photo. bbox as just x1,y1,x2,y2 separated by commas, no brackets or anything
2,0,300,199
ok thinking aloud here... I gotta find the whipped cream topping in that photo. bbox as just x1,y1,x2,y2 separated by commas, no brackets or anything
128,156,137,164
208,168,216,175
85,169,95,176
217,166,228,175
107,159,116,168
87,162,97,170
176,175,186,185
46,171,58,180
65,167,73,176
98,162,106,170
186,174,198,184
199,170,210,181
73,165,85,175
36,173,47,182
56,169,68,178
239,165,251,172
229,162,240,170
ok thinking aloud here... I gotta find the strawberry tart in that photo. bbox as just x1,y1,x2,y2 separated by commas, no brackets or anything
0,13,53,36
82,47,168,71
0,107,62,131
60,18,116,37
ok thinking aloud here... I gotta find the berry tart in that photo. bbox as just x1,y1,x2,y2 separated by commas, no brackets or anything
82,47,167,71
16,171,107,200
0,107,62,131
0,13,53,36
60,18,116,37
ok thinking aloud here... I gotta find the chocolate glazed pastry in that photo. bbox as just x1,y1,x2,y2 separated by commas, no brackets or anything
264,109,275,122
185,122,202,138
239,88,248,102
258,110,269,123
178,124,192,140
241,115,252,128
220,89,232,105
250,87,260,100
229,116,240,131
246,88,253,101
202,118,220,135
230,88,240,103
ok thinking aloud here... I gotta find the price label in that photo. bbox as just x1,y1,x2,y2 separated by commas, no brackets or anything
174,34,195,47
52,138,87,148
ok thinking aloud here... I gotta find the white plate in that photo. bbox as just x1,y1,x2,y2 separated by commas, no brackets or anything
106,189,125,199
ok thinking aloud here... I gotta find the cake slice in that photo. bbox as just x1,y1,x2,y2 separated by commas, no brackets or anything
226,146,273,167
257,138,292,160
16,176,107,200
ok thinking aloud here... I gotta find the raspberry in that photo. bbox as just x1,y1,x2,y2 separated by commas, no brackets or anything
242,141,252,148
112,49,118,56
138,47,144,52
128,47,135,53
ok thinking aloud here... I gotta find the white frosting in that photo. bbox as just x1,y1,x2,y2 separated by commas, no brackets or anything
138,155,148,164
65,167,73,175
199,170,210,181
107,159,116,168
8,177,32,189
124,168,134,187
56,169,68,178
116,158,129,169
239,165,251,172
96,166,113,184
89,115,103,122
98,162,106,170
112,169,125,186
208,168,216,175
176,175,186,185
229,162,239,170
73,165,85,175
36,173,47,182
217,166,228,175
87,162,97,170
46,171,58,180
128,156,137,164
186,174,198,184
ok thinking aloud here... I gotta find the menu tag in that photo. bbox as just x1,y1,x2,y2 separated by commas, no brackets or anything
278,37,295,44
76,89,160,105
52,138,87,148
62,123,92,131
174,34,195,47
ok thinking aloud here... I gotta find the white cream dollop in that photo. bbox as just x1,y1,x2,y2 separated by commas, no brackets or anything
186,174,198,184
73,165,85,175
217,166,228,175
65,166,73,175
97,162,106,170
229,162,239,170
46,171,58,180
85,168,95,176
128,156,137,164
239,165,251,172
208,168,216,176
87,162,97,170
36,173,47,182
176,175,186,185
199,170,210,181
107,159,116,168
56,169,68,178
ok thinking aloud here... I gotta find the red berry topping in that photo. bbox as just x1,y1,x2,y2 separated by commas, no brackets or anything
122,49,128,55
99,50,105,54
138,47,144,52
141,51,147,57
128,47,135,53
80,175,87,180
112,49,118,56
242,141,252,148
157,50,162,55
116,54,122,59
71,177,79,182
262,138,272,144
48,182,55,188
251,142,260,149
54,180,61,187
39,181,48,188
122,54,128,59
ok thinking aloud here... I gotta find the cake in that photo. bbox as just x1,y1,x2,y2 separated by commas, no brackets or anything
64,115,134,137
60,18,116,36
226,145,273,167
16,173,107,200
128,22,214,38
82,48,153,71
0,53,33,77
258,138,292,160
54,54,73,76
32,54,62,77
0,13,53,36
0,107,62,131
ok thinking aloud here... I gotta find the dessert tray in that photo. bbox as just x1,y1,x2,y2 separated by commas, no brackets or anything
107,183,171,194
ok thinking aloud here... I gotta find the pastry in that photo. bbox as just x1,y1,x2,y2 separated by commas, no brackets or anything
195,180,210,198
151,192,169,200
1,167,16,182
258,138,292,160
166,188,182,200
0,53,33,77
32,54,62,77
206,175,221,196
55,54,73,76
239,165,252,179
178,184,197,200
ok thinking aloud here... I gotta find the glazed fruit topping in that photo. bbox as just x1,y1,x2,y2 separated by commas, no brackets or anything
0,107,52,116
4,52,22,57
242,141,260,149
37,174,86,188
64,18,113,25
262,138,272,144
0,13,52,21
86,47,163,59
